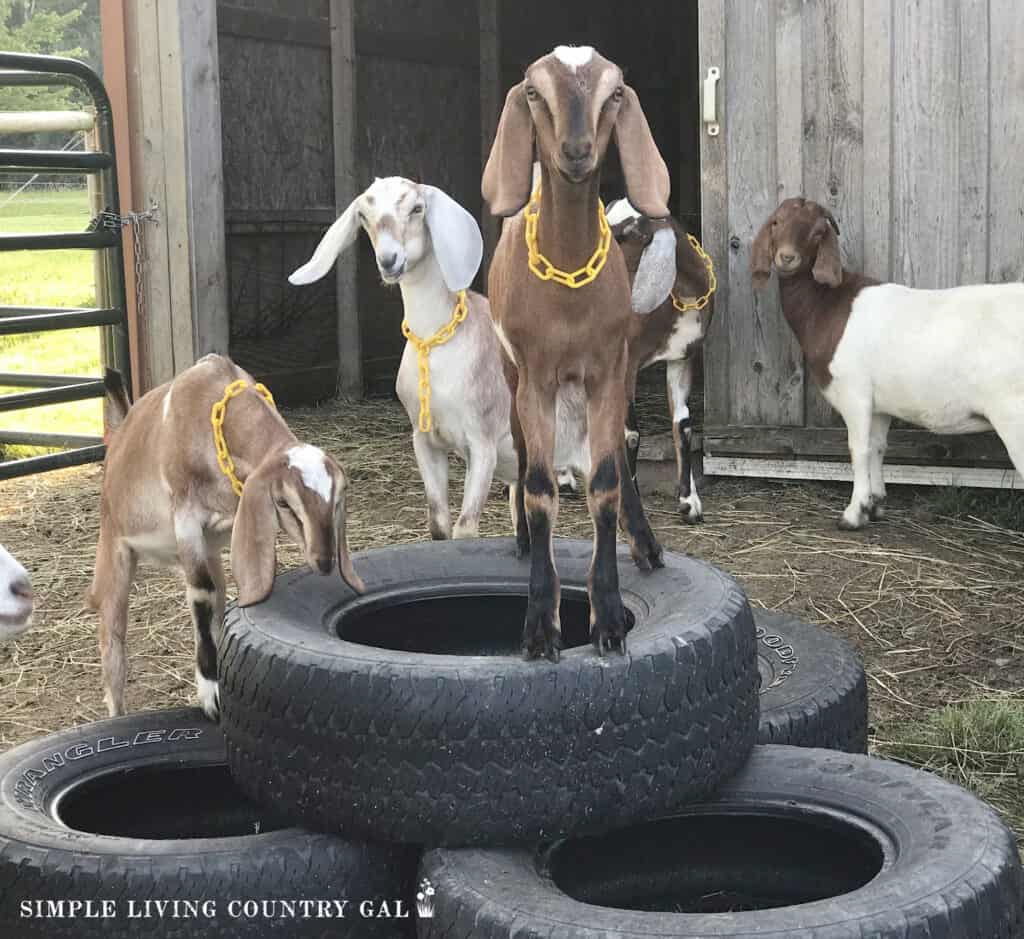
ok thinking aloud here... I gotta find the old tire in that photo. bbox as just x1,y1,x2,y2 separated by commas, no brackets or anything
0,708,415,938
419,745,1023,938
755,610,868,752
220,537,759,846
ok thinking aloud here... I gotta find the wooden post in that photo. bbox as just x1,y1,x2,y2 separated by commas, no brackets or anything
179,0,230,359
119,0,228,390
479,0,501,276
330,0,362,396
100,0,142,398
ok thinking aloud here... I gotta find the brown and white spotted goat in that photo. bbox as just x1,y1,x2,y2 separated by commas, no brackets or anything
557,201,716,523
482,45,672,660
89,354,364,719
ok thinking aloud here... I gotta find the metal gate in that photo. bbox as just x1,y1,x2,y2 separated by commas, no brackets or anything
0,51,131,480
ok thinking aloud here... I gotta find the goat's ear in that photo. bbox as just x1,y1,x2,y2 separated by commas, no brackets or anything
811,218,843,287
750,218,774,289
631,226,676,314
231,466,278,606
422,185,484,291
334,479,365,595
482,82,534,217
614,86,670,219
288,197,362,285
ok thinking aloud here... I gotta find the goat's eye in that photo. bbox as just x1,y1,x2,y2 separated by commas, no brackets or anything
410,204,424,215
613,86,624,101
525,86,538,101
275,499,288,509
357,212,367,224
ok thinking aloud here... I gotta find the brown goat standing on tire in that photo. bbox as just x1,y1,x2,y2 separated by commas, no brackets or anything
482,46,671,661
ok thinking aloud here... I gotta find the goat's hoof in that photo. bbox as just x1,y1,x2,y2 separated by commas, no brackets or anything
590,598,629,657
630,526,664,571
869,499,887,521
196,672,220,722
679,496,704,524
837,510,868,532
522,605,561,662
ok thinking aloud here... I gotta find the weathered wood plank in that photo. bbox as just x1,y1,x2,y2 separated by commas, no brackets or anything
124,0,175,387
698,0,729,427
861,0,892,281
803,0,863,428
156,0,197,371
988,0,1024,283
892,0,960,288
330,0,361,395
774,0,802,202
704,456,1024,490
957,0,989,285
704,425,1013,467
479,0,500,279
726,0,803,427
181,0,230,358
216,5,328,48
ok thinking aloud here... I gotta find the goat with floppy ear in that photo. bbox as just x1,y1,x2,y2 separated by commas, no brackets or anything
554,198,714,525
291,177,519,539
752,195,1024,531
483,46,667,662
88,355,364,721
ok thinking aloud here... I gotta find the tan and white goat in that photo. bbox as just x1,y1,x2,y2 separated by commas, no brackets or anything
290,177,517,539
89,355,364,720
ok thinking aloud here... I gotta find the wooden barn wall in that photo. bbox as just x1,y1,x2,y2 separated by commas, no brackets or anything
354,0,481,393
701,0,1024,469
217,0,338,404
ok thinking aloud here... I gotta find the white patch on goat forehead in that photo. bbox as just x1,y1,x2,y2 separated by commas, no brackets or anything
605,199,641,227
554,45,594,71
365,177,418,214
287,445,332,502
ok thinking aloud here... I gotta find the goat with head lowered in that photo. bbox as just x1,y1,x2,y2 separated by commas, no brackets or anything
482,45,675,661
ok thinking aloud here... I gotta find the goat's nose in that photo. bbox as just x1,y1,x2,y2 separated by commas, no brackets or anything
10,576,31,602
779,252,797,265
562,139,593,162
379,251,398,271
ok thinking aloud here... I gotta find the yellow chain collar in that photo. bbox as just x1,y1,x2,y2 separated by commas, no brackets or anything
401,290,468,433
523,188,611,288
211,379,276,497
671,233,718,313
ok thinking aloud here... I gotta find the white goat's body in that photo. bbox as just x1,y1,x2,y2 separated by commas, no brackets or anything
0,543,33,640
830,283,1024,433
824,282,1024,527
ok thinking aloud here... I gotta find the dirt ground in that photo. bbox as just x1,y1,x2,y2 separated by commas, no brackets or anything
2,382,1023,840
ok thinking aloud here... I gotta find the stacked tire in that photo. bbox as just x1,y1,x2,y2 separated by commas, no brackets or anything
0,538,1019,937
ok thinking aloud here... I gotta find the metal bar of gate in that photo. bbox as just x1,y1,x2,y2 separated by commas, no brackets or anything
0,51,131,480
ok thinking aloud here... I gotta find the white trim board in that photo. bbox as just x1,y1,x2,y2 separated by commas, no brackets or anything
704,457,1024,490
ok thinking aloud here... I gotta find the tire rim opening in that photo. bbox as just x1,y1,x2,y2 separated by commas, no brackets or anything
55,764,289,839
548,808,885,913
337,587,634,655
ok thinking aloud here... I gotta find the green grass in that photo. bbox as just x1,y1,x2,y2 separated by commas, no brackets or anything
0,188,102,454
876,699,1024,841
922,486,1024,532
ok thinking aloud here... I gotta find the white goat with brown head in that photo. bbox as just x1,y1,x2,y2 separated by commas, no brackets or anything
89,355,363,720
290,177,517,539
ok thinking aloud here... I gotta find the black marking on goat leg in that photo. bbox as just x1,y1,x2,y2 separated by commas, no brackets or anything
515,480,530,559
617,446,664,571
192,598,218,681
677,417,693,501
525,463,556,499
589,503,627,656
523,509,559,662
194,569,215,594
588,455,618,496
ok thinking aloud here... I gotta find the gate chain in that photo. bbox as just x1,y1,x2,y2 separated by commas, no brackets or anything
96,204,159,344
